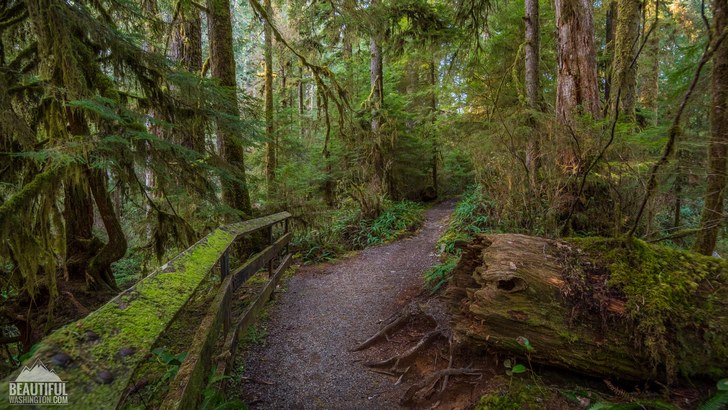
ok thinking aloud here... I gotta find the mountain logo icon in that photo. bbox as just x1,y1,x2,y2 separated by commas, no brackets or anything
14,360,63,383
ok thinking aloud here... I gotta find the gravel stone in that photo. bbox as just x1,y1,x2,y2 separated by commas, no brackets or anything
240,201,455,409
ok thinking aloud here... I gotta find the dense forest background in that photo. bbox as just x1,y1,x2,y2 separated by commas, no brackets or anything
1,0,727,377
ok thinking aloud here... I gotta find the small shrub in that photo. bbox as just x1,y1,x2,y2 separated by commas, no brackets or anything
424,258,458,293
438,185,496,254
292,200,425,264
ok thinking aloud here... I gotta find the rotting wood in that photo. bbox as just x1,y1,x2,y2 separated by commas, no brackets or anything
446,233,728,382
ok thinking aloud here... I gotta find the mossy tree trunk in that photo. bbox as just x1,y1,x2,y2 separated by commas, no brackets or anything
610,0,641,121
172,4,205,153
264,0,276,199
638,0,660,126
207,0,252,219
28,0,126,292
86,168,126,292
603,0,617,110
695,0,728,256
369,0,386,196
525,0,542,188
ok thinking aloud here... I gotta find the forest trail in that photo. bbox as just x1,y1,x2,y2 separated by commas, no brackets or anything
239,200,456,409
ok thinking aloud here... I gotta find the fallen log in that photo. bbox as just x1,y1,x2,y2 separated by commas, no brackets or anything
446,234,728,383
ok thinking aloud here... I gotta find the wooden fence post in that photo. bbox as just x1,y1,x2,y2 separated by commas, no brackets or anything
267,226,274,277
221,250,230,279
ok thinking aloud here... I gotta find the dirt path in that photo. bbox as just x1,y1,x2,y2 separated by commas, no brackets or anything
238,200,456,409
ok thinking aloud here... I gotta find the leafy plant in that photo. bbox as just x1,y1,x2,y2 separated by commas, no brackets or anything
699,378,728,410
152,348,188,383
503,358,527,376
424,257,458,293
199,371,248,410
437,185,495,255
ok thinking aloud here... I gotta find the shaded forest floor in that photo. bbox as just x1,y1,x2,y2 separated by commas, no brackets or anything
232,200,580,409
234,200,457,408
229,199,716,410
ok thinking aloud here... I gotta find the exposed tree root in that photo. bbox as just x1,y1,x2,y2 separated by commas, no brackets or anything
400,368,482,405
355,296,475,406
366,328,445,371
352,304,421,352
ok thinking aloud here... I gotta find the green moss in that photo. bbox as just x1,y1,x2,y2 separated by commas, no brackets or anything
558,330,579,343
476,379,551,410
0,228,237,409
566,237,728,381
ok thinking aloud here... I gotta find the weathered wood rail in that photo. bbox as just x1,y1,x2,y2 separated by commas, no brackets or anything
0,212,292,409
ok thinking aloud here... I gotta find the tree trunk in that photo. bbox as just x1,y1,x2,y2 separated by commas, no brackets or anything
171,6,204,152
207,0,252,218
86,169,126,292
610,0,641,121
603,0,617,111
447,234,728,382
264,0,276,198
638,0,659,126
429,58,438,198
694,0,728,255
63,176,100,281
525,0,542,187
370,0,385,194
298,66,304,140
555,0,601,124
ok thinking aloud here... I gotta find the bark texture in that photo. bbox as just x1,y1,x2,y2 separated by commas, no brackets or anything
207,0,252,217
638,0,659,126
695,0,728,255
604,0,617,108
525,0,542,185
264,0,276,197
447,234,728,382
370,0,385,194
610,0,641,120
555,0,601,123
172,6,204,152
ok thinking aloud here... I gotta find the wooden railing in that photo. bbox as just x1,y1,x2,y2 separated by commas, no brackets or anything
161,214,293,409
0,212,292,409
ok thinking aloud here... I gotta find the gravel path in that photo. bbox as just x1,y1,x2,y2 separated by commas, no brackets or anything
239,200,455,409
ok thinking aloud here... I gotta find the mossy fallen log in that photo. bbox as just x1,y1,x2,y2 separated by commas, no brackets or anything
446,234,728,383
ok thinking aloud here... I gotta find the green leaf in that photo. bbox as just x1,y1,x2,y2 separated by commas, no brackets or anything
718,379,728,391
511,364,527,374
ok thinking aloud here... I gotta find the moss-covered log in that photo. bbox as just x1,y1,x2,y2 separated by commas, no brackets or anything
447,234,728,383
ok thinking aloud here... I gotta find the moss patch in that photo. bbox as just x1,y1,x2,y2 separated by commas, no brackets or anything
0,228,236,409
564,237,728,381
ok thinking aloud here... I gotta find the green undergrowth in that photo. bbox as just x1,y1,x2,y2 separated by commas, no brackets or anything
426,186,496,291
293,200,425,264
424,257,458,293
437,185,496,255
565,237,728,381
475,378,559,410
